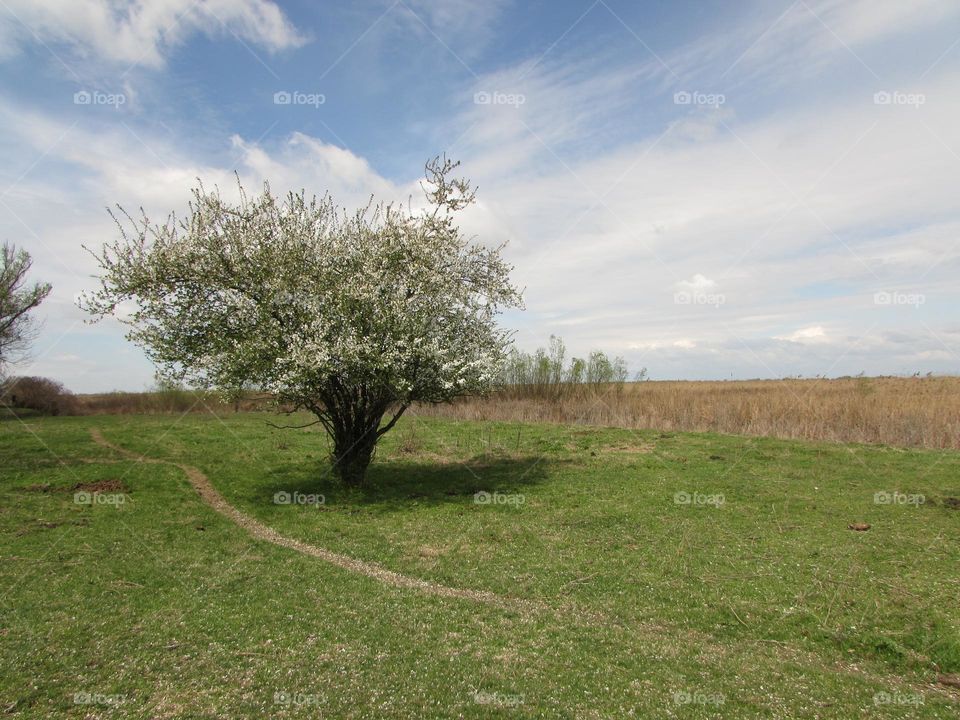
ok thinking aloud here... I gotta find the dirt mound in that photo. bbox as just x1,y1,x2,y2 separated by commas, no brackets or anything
24,479,130,494
72,479,129,493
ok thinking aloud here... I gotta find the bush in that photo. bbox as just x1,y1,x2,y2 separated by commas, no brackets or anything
0,376,78,416
498,335,635,400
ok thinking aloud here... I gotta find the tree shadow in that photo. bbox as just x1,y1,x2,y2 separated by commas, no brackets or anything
245,452,561,513
0,407,42,421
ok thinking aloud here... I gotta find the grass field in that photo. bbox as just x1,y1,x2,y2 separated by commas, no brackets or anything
2,411,959,718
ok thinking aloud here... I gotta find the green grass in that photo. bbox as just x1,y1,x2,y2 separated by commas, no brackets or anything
1,412,959,718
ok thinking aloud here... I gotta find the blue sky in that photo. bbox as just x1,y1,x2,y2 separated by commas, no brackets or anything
1,0,959,391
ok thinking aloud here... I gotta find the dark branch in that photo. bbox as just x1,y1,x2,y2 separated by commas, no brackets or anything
266,418,323,430
376,403,410,438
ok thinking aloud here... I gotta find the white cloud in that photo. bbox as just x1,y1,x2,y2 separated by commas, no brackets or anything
4,0,960,388
433,25,960,376
394,0,510,59
682,0,960,88
0,106,412,390
230,132,402,202
677,274,716,291
795,0,959,50
0,0,306,68
775,326,828,343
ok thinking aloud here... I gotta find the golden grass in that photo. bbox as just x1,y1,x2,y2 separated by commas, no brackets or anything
411,376,960,450
73,390,272,415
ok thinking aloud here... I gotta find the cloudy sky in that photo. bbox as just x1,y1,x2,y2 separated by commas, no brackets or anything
1,0,958,391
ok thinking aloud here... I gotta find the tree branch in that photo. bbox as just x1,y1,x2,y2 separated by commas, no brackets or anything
265,418,323,429
376,403,409,438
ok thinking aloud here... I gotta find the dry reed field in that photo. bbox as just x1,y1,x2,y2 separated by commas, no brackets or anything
41,375,960,450
411,376,960,450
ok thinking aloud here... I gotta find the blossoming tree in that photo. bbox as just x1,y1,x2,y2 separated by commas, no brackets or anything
83,158,523,485
1,243,52,374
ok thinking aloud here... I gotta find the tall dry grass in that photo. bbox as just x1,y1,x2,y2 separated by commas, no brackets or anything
74,389,274,415
63,376,960,449
411,376,960,450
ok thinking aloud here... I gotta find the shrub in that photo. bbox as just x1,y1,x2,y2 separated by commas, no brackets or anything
498,335,635,400
0,376,77,416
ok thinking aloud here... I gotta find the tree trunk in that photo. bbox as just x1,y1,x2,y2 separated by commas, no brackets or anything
319,388,407,487
330,415,381,487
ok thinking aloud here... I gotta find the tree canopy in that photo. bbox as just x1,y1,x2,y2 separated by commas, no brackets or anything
0,243,52,375
82,157,523,484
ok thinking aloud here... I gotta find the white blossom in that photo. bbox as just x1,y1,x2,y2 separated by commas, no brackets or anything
82,157,523,484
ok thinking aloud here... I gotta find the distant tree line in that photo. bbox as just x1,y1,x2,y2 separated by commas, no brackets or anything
497,335,644,399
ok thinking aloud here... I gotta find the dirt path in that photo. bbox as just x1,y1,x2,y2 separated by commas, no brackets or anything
89,428,536,610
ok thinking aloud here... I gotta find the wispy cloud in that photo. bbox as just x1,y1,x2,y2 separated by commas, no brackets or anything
2,0,959,388
0,0,306,68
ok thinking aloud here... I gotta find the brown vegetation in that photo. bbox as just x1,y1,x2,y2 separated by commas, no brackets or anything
0,376,77,415
8,372,959,450
74,389,274,415
1,380,277,417
410,376,960,450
